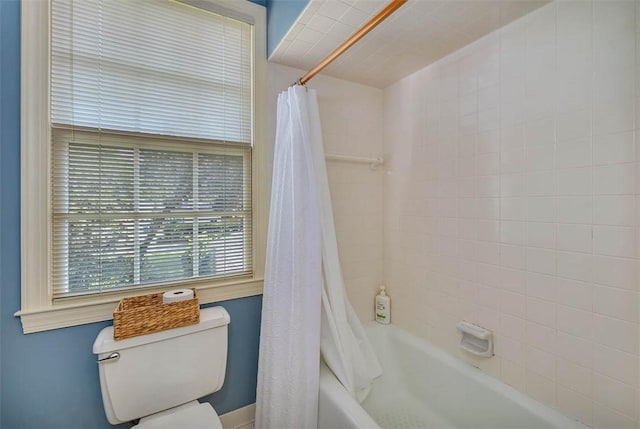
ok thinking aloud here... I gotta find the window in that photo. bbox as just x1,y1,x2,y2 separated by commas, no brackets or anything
19,0,267,333
52,130,252,297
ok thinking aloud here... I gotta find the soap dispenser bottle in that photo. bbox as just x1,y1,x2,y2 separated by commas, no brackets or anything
375,285,390,324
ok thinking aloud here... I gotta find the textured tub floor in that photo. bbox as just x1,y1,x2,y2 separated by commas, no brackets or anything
366,390,455,429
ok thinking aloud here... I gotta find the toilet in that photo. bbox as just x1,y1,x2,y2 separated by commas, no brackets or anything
92,306,230,428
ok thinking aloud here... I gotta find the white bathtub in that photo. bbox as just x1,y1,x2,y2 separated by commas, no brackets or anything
318,323,587,429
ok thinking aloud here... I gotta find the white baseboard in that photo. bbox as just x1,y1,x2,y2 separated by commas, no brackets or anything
220,403,256,429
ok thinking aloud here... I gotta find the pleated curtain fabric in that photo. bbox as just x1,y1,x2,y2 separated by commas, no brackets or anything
308,97,383,403
256,85,382,429
255,86,323,429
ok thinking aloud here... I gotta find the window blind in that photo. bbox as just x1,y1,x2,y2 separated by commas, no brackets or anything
50,0,254,298
51,0,253,143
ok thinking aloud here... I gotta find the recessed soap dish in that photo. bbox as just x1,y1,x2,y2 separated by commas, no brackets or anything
456,321,494,358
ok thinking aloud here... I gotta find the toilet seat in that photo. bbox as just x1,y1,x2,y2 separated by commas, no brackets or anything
133,401,223,429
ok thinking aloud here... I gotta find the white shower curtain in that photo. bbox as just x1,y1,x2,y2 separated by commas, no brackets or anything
255,85,381,429
255,86,323,429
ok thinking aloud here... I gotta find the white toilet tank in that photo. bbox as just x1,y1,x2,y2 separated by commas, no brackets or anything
93,306,230,425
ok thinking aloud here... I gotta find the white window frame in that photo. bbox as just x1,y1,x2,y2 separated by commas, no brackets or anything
17,0,268,334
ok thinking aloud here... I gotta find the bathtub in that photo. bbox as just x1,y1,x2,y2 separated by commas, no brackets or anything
318,323,586,429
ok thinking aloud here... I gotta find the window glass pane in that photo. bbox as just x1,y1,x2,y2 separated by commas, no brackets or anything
198,153,246,211
67,219,135,292
68,143,134,213
198,215,249,277
139,149,193,212
140,217,193,283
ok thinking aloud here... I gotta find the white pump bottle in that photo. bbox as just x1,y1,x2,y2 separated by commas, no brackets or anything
375,285,390,324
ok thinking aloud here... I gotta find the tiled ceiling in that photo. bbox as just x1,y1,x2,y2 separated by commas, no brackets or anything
269,0,548,88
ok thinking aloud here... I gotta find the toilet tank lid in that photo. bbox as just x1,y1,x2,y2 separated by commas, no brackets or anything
93,306,230,355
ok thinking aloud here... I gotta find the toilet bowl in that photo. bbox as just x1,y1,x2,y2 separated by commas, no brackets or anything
134,401,222,429
93,307,230,427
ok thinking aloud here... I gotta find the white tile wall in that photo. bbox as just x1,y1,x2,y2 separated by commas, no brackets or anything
268,63,384,322
268,2,640,427
383,2,639,428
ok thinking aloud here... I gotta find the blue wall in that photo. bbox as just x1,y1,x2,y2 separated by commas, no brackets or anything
0,1,263,428
266,0,309,56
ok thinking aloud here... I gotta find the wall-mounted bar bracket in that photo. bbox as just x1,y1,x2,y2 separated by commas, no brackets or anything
325,154,384,170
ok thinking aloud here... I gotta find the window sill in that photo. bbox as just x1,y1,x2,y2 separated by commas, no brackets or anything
15,278,263,334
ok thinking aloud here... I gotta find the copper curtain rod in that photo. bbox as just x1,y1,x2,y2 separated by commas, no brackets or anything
296,0,407,85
